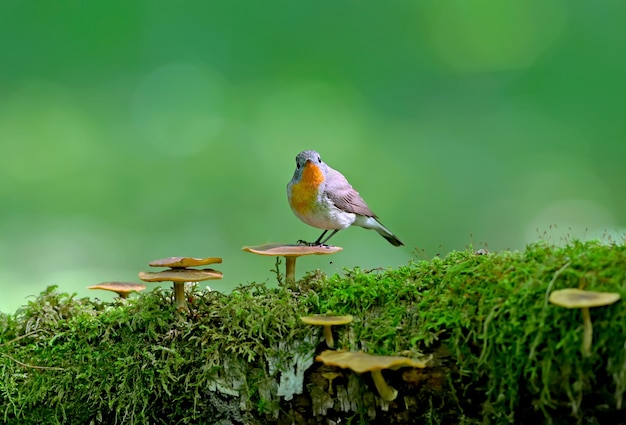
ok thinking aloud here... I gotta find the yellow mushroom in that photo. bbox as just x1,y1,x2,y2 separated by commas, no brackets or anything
140,256,223,311
300,314,353,348
316,350,428,402
321,372,341,395
549,288,621,357
148,256,222,268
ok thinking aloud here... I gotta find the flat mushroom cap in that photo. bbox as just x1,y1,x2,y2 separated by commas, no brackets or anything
242,244,342,257
549,288,621,309
89,282,147,294
301,315,354,326
316,350,428,373
139,268,223,283
321,372,341,380
148,256,223,268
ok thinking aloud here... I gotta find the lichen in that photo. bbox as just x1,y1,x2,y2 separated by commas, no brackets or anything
270,337,316,401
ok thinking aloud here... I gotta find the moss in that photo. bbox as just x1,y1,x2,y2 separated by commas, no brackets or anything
1,240,626,424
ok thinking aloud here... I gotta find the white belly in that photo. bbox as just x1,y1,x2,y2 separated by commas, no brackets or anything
293,196,356,230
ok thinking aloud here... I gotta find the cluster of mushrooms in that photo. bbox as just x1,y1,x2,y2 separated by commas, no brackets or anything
241,245,429,402
87,246,622,403
299,286,623,402
88,245,426,403
89,242,343,307
89,256,223,311
300,314,428,402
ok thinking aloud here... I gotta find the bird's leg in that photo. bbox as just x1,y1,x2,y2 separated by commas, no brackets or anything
319,229,339,246
297,230,327,246
297,229,339,246
313,230,329,245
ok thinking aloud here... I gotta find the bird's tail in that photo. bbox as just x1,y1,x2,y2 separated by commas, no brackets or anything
373,219,404,247
377,228,404,247
355,215,404,246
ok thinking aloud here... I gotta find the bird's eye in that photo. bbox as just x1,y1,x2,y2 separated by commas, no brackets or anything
296,162,301,169
317,156,322,163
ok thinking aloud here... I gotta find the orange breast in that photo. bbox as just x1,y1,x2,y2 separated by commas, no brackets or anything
290,162,325,215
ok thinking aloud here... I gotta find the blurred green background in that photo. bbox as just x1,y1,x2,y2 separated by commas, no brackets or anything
1,1,625,313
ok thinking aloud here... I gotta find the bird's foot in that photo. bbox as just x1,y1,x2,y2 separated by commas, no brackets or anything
296,239,332,248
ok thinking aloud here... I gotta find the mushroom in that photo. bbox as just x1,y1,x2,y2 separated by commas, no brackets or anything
316,350,428,402
242,244,342,283
549,288,621,357
300,314,353,348
321,372,341,395
88,282,147,299
148,256,222,268
139,256,223,311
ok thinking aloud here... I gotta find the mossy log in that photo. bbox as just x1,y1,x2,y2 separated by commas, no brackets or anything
1,241,626,424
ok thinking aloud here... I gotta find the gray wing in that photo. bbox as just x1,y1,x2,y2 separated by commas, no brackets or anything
324,167,376,217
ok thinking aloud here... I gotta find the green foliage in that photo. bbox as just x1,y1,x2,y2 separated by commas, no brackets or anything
1,241,626,424
0,284,312,424
300,240,626,422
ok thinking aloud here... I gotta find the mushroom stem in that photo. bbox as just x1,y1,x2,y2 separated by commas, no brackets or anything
285,256,296,282
371,370,398,402
323,325,335,348
173,282,187,311
321,372,340,395
581,307,592,357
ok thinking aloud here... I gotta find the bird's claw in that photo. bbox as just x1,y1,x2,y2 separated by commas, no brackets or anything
296,239,331,248
297,239,317,246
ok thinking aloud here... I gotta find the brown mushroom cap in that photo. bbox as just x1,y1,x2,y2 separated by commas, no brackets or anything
301,315,354,326
242,244,342,257
148,256,223,268
88,282,147,297
301,315,353,348
316,350,428,402
139,268,223,283
316,350,428,373
549,288,621,308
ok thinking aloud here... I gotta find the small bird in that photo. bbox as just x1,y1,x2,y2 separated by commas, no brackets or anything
287,150,403,247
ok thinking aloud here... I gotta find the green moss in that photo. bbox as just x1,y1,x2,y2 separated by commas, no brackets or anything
1,240,626,424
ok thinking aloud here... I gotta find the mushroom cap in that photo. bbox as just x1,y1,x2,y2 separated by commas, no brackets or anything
301,314,354,326
316,350,428,373
88,282,147,294
321,371,341,380
139,268,223,283
242,244,342,257
549,288,621,309
148,256,223,268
